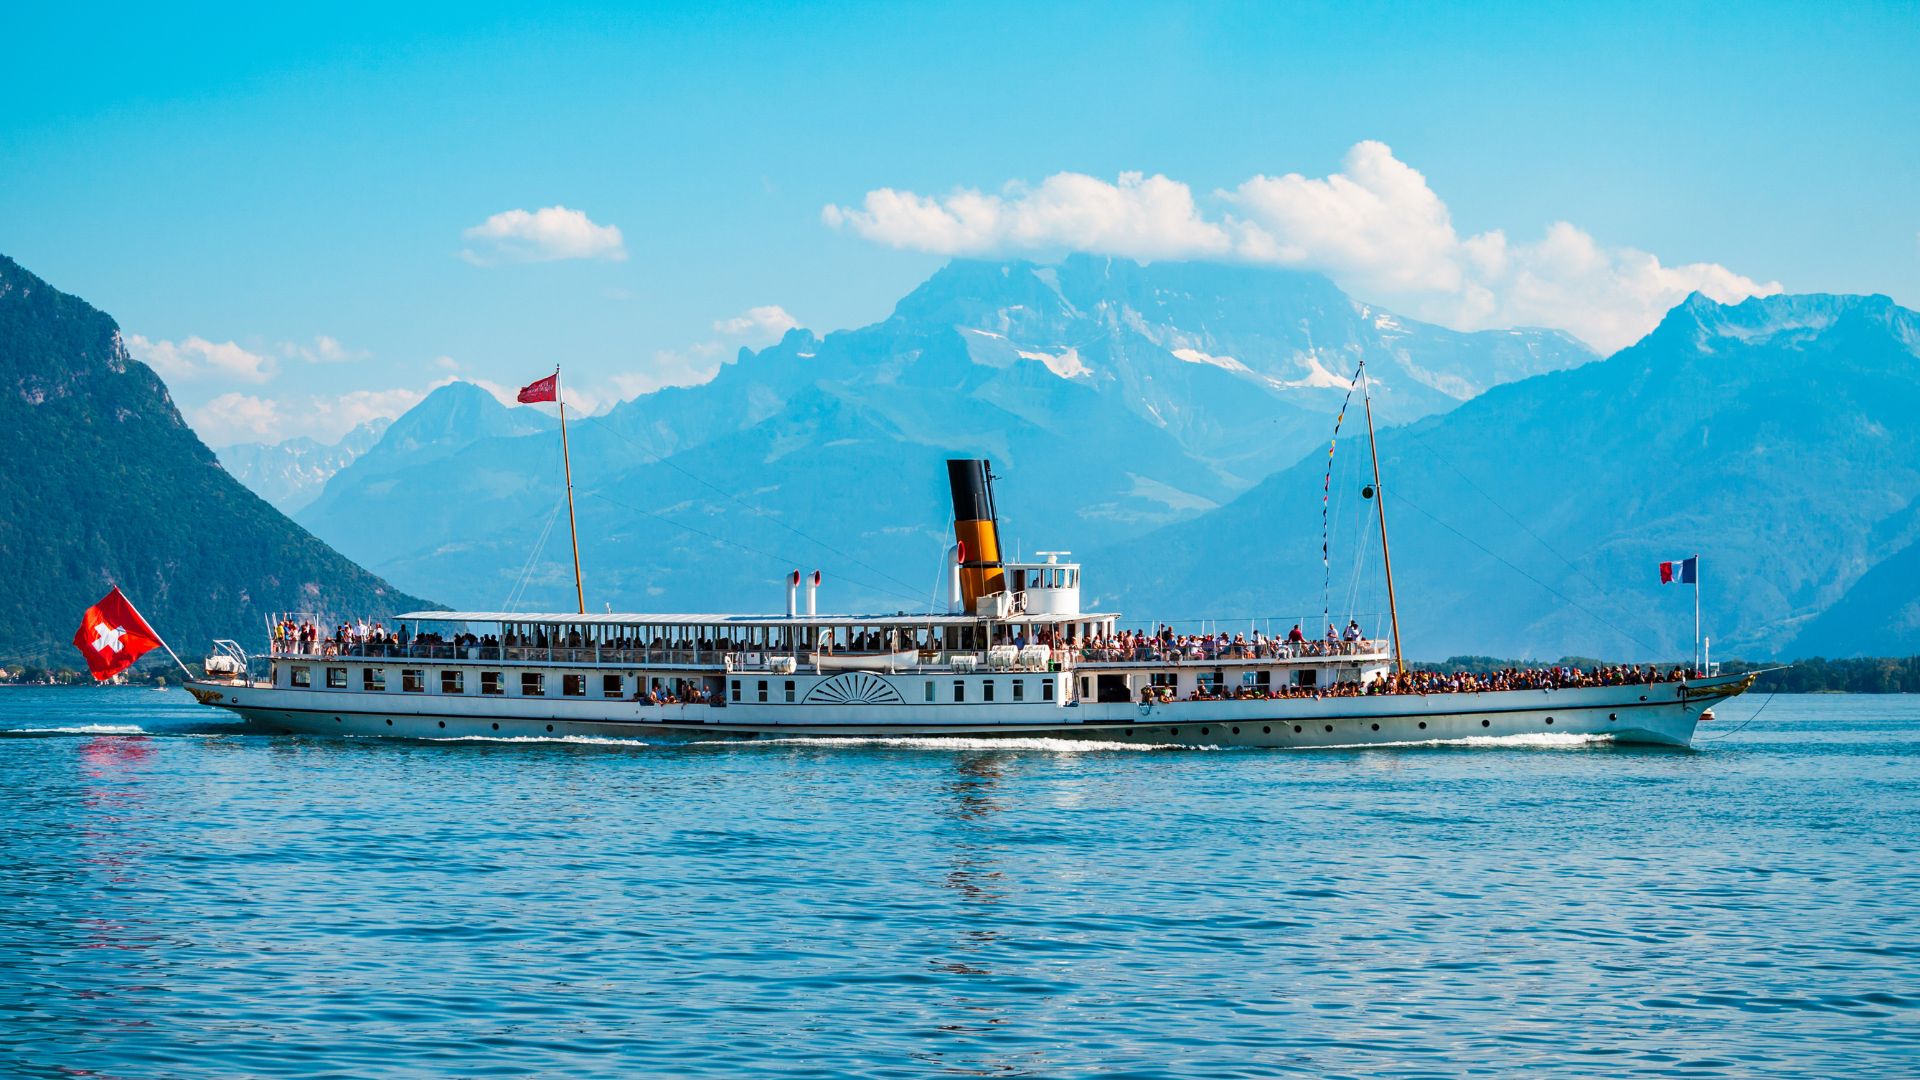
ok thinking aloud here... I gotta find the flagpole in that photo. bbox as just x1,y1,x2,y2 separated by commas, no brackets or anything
1360,361,1404,673
557,365,586,615
1694,553,1701,676
118,587,195,680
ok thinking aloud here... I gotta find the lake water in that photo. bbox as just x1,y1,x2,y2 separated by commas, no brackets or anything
2,687,1916,1078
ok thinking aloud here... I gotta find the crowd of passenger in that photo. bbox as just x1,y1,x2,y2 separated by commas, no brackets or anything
1083,622,1382,663
1139,662,1693,704
271,618,492,658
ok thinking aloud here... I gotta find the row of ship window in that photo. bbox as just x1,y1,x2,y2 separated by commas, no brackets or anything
727,678,1057,703
291,665,629,698
288,666,1059,704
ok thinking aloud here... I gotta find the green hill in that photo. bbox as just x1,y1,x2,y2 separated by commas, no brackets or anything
0,254,429,668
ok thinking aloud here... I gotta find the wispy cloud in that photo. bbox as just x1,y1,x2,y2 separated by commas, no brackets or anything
461,205,627,265
193,386,434,446
125,334,275,383
713,304,799,342
824,141,1782,352
281,334,366,363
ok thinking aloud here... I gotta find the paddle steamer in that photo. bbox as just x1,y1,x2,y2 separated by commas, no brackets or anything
189,457,1752,748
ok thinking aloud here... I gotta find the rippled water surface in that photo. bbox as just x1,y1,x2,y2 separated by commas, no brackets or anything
2,687,1916,1078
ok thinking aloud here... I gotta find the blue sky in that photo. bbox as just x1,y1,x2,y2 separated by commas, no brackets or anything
3,1,1915,443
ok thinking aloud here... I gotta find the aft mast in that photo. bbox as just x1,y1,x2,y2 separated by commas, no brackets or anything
1359,361,1404,673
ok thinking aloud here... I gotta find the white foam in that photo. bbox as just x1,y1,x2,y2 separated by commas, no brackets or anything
1306,732,1617,751
406,733,659,748
714,736,1214,752
5,724,151,735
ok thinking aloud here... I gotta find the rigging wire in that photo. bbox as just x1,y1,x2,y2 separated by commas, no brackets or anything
1389,490,1663,655
501,494,567,612
1319,363,1365,628
585,490,928,607
1403,425,1666,647
577,413,932,598
1695,689,1776,743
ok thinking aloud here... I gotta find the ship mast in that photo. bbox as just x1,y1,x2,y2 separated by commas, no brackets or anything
1359,361,1404,672
556,366,585,615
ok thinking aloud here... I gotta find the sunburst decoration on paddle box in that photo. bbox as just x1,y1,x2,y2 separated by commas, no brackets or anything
802,671,906,706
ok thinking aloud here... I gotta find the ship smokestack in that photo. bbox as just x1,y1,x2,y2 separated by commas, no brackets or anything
806,570,820,617
787,569,800,617
946,459,1005,612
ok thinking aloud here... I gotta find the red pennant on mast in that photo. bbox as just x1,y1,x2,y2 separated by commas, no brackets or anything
517,372,558,403
73,587,162,681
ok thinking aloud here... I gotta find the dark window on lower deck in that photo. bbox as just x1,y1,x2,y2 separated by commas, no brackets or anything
953,680,966,703
602,674,623,698
325,667,346,689
362,668,385,691
290,666,311,688
522,672,545,696
481,671,504,695
441,670,464,694
563,674,586,697
403,669,425,693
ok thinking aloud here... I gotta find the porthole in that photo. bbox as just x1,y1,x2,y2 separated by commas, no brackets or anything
1263,726,1271,734
1231,727,1240,735
547,724,554,733
492,722,500,731
1294,725,1303,734
334,716,342,723
438,720,446,729
1418,721,1427,730
1481,719,1490,728
1608,713,1617,721
1170,728,1178,736
1125,728,1133,736
1201,727,1210,735
1370,723,1379,731
1324,724,1333,733
385,719,393,726
1545,717,1554,725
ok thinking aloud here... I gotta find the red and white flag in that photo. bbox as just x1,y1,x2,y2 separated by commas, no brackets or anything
517,372,558,403
72,587,162,681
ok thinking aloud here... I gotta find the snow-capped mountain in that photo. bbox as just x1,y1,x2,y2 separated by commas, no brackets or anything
219,418,392,513
295,257,1595,614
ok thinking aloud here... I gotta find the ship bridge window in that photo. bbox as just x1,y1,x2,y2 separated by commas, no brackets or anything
403,669,425,693
522,672,545,697
326,667,346,689
481,671,504,696
441,670,464,694
291,666,311,688
362,668,385,692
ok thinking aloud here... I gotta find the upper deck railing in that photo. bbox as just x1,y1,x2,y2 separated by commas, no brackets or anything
1077,638,1390,664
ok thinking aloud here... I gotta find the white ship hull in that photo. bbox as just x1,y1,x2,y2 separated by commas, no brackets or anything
189,673,1750,749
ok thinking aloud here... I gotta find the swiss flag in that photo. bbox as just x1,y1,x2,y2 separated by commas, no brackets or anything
73,587,162,681
517,373,558,403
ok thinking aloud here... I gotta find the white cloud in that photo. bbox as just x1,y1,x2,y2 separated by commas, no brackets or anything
824,141,1782,352
433,355,461,371
824,171,1230,262
281,334,366,363
461,205,627,265
193,386,431,446
126,334,276,383
713,304,800,342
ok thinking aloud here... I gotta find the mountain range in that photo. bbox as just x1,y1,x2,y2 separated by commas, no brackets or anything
0,254,427,667
1095,292,1920,659
293,257,1593,617
219,418,390,513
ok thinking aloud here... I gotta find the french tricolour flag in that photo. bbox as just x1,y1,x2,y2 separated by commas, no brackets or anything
1660,556,1698,585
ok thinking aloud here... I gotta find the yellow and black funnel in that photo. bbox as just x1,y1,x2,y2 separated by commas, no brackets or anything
947,458,1005,612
